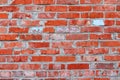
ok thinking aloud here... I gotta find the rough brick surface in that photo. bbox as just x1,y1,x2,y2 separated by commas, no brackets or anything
0,0,119,79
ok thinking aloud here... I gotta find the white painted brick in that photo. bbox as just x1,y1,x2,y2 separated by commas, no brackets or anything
92,20,104,26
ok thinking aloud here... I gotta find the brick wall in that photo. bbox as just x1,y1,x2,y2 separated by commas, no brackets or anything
0,0,120,80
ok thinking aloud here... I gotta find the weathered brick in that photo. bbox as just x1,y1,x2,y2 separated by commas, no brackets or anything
29,42,50,48
0,34,18,41
45,6,67,12
20,64,41,70
20,34,42,40
69,6,92,11
57,0,79,4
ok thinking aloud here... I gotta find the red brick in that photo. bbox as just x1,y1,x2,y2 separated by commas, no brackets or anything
69,20,89,26
117,34,120,38
0,20,10,26
0,56,6,62
56,56,75,62
76,41,98,47
21,20,40,27
104,20,115,26
41,49,59,55
11,71,23,77
90,34,112,40
0,49,12,55
29,42,49,48
38,13,55,19
24,71,35,77
104,27,120,33
32,56,52,62
93,5,115,11
101,41,120,47
0,64,18,70
43,27,55,33
0,20,17,26
57,0,79,4
81,13,89,18
48,71,59,77
12,0,32,4
105,12,120,18
45,78,66,80
20,34,42,40
34,0,54,4
111,48,120,53
9,20,17,26
48,64,65,70
59,71,71,77
4,42,23,48
0,28,7,33
117,5,120,11
81,27,102,32
45,6,67,12
69,6,92,11
66,34,88,40
64,48,85,54
21,49,35,54
0,71,11,77
0,0,7,4
116,20,120,25
95,63,114,69
96,70,119,76
25,6,44,11
88,48,109,54
13,50,21,55
12,13,31,19
57,13,79,18
81,56,101,61
104,56,120,61
67,64,89,69
94,78,110,80
0,13,8,19
7,56,28,62
52,42,73,48
76,78,91,80
20,64,40,70
104,0,117,4
89,12,104,18
36,71,47,77
45,20,67,26
9,27,29,33
80,0,101,4
14,49,35,55
0,6,19,12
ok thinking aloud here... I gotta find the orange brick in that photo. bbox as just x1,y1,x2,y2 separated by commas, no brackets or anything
34,0,54,4
32,56,52,62
12,0,32,4
0,13,8,19
56,56,75,62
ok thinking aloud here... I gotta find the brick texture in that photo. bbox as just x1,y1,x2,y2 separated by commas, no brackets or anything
0,0,119,80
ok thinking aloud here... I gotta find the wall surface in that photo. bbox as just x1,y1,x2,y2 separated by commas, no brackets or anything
0,0,120,80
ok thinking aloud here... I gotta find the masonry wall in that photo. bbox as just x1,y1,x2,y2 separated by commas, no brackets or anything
0,0,120,80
